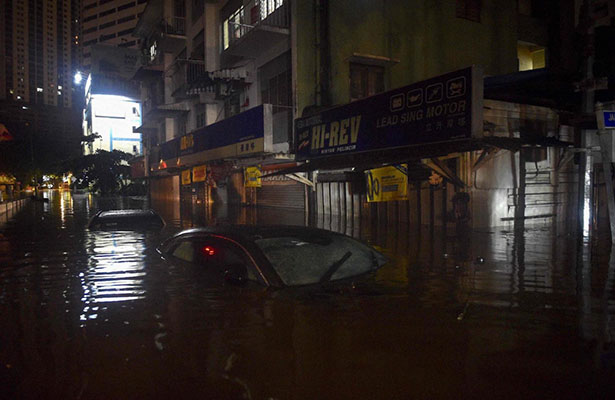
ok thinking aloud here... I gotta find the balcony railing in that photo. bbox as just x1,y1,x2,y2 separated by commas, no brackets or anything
163,16,186,36
171,61,208,98
223,0,289,50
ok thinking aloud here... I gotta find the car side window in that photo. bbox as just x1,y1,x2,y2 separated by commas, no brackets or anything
170,237,261,282
171,240,196,262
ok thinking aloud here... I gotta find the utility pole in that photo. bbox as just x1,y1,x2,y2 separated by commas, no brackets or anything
578,0,594,238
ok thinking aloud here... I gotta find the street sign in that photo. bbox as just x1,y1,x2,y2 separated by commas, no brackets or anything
602,110,615,129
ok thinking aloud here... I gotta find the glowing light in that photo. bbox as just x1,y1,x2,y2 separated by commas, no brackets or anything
203,246,215,256
74,71,83,85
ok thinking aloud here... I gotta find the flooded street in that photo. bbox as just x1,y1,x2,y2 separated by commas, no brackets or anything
1,191,614,399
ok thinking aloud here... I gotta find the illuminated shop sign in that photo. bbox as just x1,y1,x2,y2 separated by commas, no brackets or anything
295,66,483,161
164,105,266,160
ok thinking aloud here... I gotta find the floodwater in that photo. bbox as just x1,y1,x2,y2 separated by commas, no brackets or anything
1,190,614,399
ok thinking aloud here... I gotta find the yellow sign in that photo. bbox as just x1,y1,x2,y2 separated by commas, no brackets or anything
366,164,408,202
180,134,194,151
245,166,262,187
192,165,206,182
181,169,191,185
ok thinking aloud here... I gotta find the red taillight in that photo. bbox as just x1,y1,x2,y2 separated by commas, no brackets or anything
202,246,215,256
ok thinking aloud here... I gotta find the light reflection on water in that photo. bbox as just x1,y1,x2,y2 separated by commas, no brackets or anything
0,191,613,398
82,231,147,313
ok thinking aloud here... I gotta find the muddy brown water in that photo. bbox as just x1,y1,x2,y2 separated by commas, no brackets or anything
1,191,614,399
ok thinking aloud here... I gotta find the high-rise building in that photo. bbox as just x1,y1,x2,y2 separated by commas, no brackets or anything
1,0,80,108
80,0,148,72
0,0,83,177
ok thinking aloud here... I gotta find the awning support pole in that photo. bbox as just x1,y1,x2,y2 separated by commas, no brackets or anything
597,129,615,242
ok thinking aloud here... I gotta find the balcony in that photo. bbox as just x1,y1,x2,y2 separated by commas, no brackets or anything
134,0,186,53
170,61,213,100
158,16,186,53
170,60,250,100
221,0,290,62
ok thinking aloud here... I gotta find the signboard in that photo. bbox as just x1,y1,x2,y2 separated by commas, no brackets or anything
245,166,262,187
181,170,192,185
192,165,207,182
366,164,408,202
598,110,615,129
295,67,483,161
167,105,266,159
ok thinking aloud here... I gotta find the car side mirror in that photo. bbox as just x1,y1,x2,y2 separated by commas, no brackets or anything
224,263,248,286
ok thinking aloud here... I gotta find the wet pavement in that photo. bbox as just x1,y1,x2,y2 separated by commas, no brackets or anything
1,190,614,399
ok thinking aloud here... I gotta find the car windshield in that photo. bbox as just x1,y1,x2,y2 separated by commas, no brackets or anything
254,233,384,286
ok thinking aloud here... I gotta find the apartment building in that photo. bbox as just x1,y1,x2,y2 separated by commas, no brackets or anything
0,0,82,170
133,1,597,229
1,0,80,107
81,0,148,71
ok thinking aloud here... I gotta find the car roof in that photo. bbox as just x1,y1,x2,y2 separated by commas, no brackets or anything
89,209,165,229
170,225,341,241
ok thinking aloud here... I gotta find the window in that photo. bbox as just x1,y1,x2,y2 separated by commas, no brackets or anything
456,0,481,22
100,8,116,17
196,104,206,128
83,14,97,23
176,116,187,137
118,15,136,24
100,33,116,41
169,237,259,282
118,2,135,12
84,2,98,11
222,6,245,50
118,40,136,48
117,28,133,37
349,63,384,102
100,21,116,29
260,0,284,22
261,71,291,114
191,29,204,59
518,0,546,18
517,42,546,71
174,0,186,18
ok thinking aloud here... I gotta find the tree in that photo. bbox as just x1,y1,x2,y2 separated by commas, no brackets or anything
64,150,132,194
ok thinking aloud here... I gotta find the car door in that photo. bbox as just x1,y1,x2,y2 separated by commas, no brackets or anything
166,234,266,285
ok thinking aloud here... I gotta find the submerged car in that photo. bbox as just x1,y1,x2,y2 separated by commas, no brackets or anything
157,225,387,288
88,209,165,230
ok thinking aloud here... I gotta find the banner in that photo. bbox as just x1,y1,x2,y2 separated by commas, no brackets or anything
181,170,191,185
245,166,262,187
366,164,408,202
192,165,207,182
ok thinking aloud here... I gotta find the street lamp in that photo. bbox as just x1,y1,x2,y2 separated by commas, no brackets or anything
74,71,83,85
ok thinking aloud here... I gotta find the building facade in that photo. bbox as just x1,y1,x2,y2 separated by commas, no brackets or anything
0,0,83,180
135,0,597,229
1,0,80,107
80,0,148,71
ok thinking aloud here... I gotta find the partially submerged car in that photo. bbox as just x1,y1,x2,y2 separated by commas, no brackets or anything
157,225,387,288
88,209,165,230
